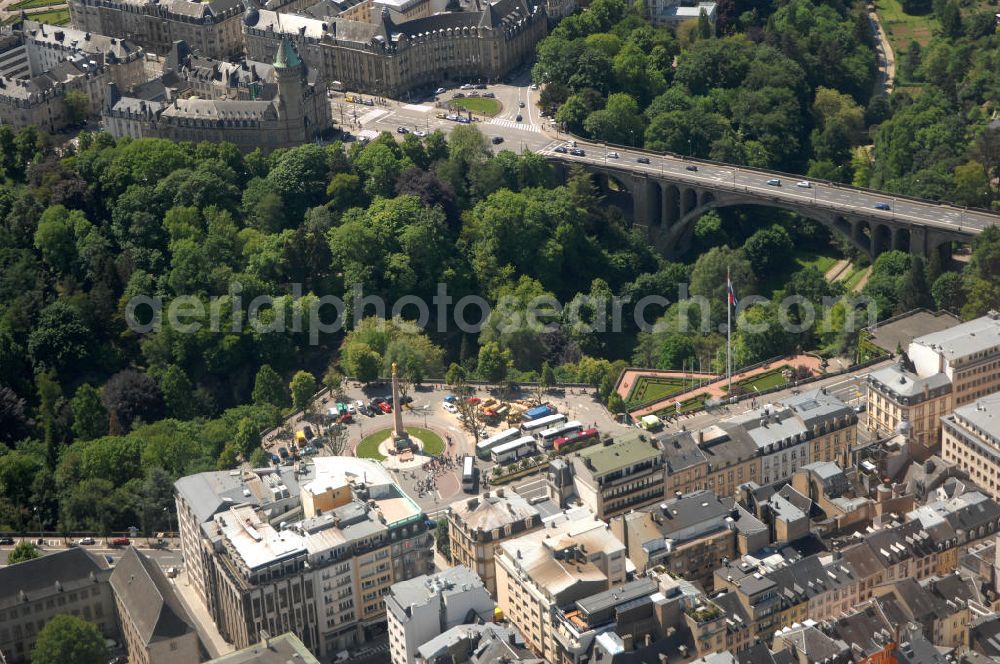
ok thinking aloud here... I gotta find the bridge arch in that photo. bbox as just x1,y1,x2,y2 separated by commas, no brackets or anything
873,224,892,257
893,227,911,253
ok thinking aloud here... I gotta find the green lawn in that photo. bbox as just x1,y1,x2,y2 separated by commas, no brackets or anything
449,97,501,116
12,0,65,10
758,248,844,297
652,392,709,417
27,8,69,23
874,0,936,57
627,376,689,404
727,366,792,394
356,426,445,460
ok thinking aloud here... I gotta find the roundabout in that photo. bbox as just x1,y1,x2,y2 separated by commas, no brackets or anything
355,426,446,470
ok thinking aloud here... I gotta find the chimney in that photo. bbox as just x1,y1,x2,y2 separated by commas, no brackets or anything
697,430,704,445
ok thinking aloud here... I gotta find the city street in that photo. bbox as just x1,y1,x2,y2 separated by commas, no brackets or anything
0,537,181,568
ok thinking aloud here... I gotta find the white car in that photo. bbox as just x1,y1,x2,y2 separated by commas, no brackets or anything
355,399,365,410
607,151,619,159
414,130,427,137
530,83,538,90
78,537,95,545
460,83,473,90
796,180,812,188
443,402,458,413
435,87,446,94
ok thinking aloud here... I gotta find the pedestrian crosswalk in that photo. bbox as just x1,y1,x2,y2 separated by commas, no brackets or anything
488,117,542,133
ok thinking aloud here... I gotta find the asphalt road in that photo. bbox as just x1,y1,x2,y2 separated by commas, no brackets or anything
340,78,999,236
0,538,183,568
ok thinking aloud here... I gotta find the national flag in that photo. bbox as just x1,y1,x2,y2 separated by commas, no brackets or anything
727,280,737,307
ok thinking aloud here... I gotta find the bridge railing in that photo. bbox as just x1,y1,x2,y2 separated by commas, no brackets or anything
557,132,1000,221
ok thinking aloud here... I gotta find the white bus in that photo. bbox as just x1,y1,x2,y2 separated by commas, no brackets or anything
491,436,536,465
462,455,476,492
476,428,522,459
538,420,583,447
521,413,567,435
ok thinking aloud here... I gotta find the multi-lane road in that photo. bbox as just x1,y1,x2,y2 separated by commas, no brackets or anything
348,79,1000,236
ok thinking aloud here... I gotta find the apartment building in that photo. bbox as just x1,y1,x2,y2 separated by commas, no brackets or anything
416,623,543,664
0,548,116,663
173,456,434,660
568,432,665,520
868,312,1000,448
942,393,1000,501
494,507,627,661
204,632,319,663
385,566,495,664
610,490,767,591
109,547,200,664
446,488,542,595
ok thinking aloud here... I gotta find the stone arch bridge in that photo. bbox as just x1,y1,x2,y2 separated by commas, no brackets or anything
542,143,999,260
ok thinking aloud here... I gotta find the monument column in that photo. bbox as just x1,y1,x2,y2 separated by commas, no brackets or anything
391,362,410,449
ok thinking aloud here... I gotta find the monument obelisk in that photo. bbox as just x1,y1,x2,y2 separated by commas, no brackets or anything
390,362,411,450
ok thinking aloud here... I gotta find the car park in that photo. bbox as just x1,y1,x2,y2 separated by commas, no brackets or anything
637,157,650,164
685,165,698,171
873,202,891,210
767,179,781,186
796,180,811,188
607,151,619,158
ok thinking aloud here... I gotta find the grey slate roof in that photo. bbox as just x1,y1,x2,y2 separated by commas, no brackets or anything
109,547,198,646
0,547,109,611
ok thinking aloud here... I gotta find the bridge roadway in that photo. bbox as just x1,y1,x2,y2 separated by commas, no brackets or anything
537,139,1000,256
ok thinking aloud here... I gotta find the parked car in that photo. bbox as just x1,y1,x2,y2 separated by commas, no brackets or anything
554,146,568,153
483,92,495,98
474,83,486,89
796,180,811,188
570,148,585,156
444,395,458,403
279,446,290,459
435,87,446,94
338,412,353,424
269,453,280,464
766,178,781,186
396,126,409,134
302,446,317,456
0,537,15,545
515,114,522,122
492,136,504,144
607,151,619,158
401,395,413,404
453,93,465,99
530,83,538,90
443,402,458,413
347,403,357,414
466,396,481,404
518,101,525,108
414,130,427,137
685,165,698,171
457,116,471,124
873,202,891,210
78,537,96,545
637,157,650,164
111,537,130,547
378,402,393,414
302,425,314,440
460,83,473,89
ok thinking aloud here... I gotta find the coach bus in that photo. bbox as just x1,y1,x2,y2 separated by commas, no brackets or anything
490,436,536,465
476,428,522,459
553,428,600,454
538,420,584,448
521,413,567,436
462,455,477,492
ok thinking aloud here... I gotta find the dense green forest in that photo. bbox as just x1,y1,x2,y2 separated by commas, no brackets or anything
536,0,999,204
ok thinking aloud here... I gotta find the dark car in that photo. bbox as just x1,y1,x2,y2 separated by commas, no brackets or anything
401,395,413,404
518,101,525,108
0,537,14,545
278,446,290,459
637,157,650,164
515,114,522,122
873,202,891,211
685,165,698,171
396,127,409,134
570,148,585,156
492,136,504,144
554,146,568,153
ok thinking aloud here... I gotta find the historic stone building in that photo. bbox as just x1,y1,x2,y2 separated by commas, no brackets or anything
67,0,245,59
0,20,145,131
243,0,546,98
103,37,331,151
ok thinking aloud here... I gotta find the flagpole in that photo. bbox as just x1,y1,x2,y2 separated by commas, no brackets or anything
727,270,733,393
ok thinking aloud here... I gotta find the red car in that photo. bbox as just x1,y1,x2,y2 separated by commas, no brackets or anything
338,412,353,424
466,396,481,405
110,537,130,547
378,402,393,414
